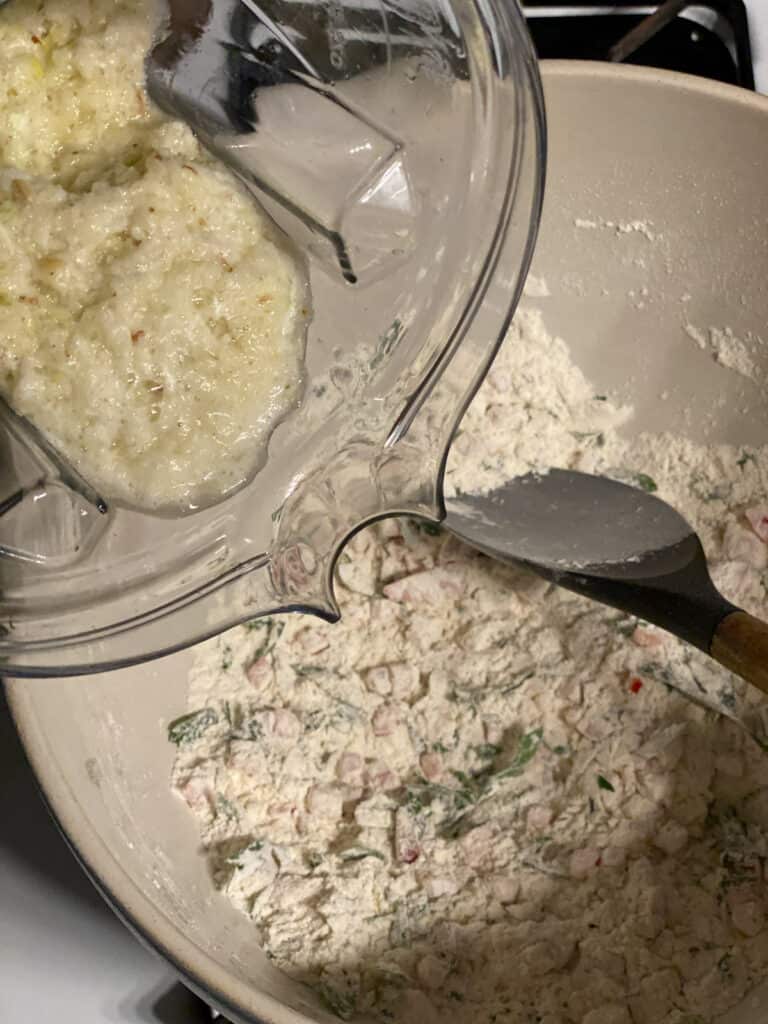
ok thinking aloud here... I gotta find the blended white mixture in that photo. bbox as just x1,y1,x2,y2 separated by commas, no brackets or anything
0,0,307,511
171,303,768,1023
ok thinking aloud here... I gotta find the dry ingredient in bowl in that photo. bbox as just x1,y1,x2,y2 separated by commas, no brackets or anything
0,0,307,511
171,305,768,1024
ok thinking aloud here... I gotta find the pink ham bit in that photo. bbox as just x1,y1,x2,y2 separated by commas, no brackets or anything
305,784,343,819
419,752,444,782
335,752,364,784
364,665,392,696
746,506,768,543
631,626,664,648
569,846,602,879
273,708,301,741
177,778,207,811
527,805,553,831
246,657,270,688
390,662,421,700
176,769,214,813
365,758,399,792
395,806,422,864
460,823,494,867
296,627,330,656
371,703,400,736
489,874,519,904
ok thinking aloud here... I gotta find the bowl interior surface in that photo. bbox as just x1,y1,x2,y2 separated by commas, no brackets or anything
9,62,768,1024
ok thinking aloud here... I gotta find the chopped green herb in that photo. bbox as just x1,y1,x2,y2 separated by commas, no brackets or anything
474,743,503,760
431,741,450,753
737,451,756,470
247,618,285,660
502,668,535,694
241,714,265,741
634,472,658,493
597,774,615,792
494,728,544,779
593,394,608,402
638,661,710,706
306,851,323,869
718,687,737,711
304,709,326,732
292,664,324,677
220,643,233,671
408,517,443,537
167,707,218,746
448,991,465,1002
718,953,733,979
317,983,356,1021
552,745,568,756
215,794,238,822
226,839,264,868
571,430,605,448
338,846,385,862
406,728,544,839
331,698,363,724
404,784,436,816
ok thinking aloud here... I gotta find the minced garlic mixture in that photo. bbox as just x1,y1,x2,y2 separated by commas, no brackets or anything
171,306,768,1024
0,0,307,511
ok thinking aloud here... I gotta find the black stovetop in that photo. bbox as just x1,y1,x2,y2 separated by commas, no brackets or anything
524,1,754,90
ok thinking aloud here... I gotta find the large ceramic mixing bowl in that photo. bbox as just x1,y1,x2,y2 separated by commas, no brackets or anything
9,63,768,1023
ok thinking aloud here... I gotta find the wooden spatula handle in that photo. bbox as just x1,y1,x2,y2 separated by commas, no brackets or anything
711,611,768,695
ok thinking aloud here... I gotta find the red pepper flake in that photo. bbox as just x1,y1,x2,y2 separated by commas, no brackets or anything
401,848,420,864
629,677,643,694
31,34,41,44
595,856,602,867
182,164,198,174
130,329,144,344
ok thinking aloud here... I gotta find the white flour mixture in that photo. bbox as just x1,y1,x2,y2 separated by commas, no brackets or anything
171,304,768,1024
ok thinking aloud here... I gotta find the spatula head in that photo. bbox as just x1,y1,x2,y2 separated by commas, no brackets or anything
446,469,695,578
445,469,733,653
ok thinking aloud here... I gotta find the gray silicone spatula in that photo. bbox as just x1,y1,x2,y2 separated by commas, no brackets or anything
445,469,768,696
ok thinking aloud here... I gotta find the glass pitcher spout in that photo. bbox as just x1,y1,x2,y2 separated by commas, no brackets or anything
0,0,545,676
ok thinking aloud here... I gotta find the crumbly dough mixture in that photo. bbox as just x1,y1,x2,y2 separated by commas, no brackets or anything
171,305,768,1024
0,0,307,511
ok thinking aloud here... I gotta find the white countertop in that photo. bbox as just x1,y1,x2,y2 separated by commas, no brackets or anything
2,5,768,1021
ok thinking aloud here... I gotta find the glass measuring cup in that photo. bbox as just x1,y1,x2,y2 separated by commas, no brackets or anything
0,0,545,676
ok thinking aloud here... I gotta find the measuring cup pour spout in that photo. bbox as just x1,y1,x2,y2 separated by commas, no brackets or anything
0,0,544,676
